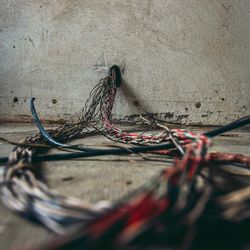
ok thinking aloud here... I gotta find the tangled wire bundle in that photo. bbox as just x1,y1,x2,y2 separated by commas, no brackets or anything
0,65,250,250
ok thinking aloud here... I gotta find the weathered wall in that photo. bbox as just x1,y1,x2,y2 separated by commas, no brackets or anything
0,0,249,125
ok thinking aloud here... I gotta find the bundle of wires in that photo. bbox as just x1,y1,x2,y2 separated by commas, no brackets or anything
0,65,250,250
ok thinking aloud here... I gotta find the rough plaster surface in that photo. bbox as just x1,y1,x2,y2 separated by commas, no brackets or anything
0,0,249,125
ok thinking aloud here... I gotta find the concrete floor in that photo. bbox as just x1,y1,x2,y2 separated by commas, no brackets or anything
0,123,249,249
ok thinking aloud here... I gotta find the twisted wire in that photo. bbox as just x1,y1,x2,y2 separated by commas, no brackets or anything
0,65,250,250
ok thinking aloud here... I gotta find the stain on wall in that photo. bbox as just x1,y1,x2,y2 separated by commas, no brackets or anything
0,0,249,125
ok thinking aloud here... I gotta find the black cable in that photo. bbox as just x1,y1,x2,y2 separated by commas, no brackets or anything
0,142,176,164
204,116,250,137
0,116,249,165
30,98,69,148
33,141,176,162
30,98,99,152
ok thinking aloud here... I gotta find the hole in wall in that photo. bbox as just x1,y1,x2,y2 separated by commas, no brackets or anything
61,177,74,182
126,180,133,185
13,97,18,103
52,99,57,104
133,100,140,107
195,102,201,108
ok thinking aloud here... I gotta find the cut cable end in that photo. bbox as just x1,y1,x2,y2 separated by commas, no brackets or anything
109,65,122,87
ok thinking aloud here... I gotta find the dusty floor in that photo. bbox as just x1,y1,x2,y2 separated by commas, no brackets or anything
0,122,249,249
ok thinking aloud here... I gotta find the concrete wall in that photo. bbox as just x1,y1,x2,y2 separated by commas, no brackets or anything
0,0,249,125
